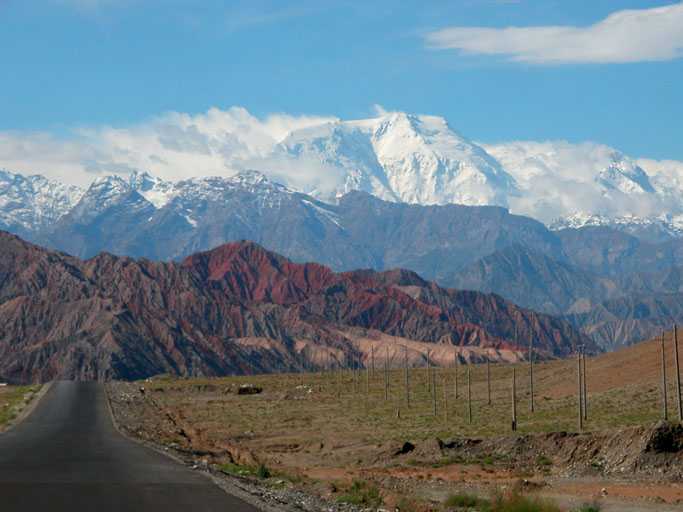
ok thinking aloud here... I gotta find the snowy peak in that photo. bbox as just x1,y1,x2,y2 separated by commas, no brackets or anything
596,152,655,195
278,111,517,207
0,169,83,233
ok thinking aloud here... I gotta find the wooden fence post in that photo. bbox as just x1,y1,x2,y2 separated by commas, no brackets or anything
486,358,491,406
404,345,410,407
675,325,682,421
443,375,449,423
512,367,517,432
662,332,669,421
371,345,375,379
582,347,588,421
467,365,472,425
384,347,389,401
432,366,437,416
366,354,370,396
427,350,432,394
454,352,459,399
577,350,583,431
529,338,535,413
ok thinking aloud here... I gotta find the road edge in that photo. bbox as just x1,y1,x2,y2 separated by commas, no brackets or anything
103,381,289,512
0,381,52,434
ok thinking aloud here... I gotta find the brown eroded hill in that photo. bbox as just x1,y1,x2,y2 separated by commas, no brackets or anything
0,232,594,383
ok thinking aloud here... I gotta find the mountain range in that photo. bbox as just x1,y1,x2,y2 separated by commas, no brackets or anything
4,110,683,235
2,109,683,351
0,232,592,383
1,167,682,350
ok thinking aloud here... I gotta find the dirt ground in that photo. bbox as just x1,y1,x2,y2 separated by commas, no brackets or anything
106,338,683,511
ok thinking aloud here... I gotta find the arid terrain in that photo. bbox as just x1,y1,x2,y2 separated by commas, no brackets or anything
108,334,683,511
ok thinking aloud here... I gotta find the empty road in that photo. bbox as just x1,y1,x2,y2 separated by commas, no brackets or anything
0,381,260,511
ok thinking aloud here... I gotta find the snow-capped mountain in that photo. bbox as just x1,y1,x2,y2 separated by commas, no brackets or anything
277,111,518,207
549,212,683,243
483,140,683,232
2,110,683,239
0,170,83,236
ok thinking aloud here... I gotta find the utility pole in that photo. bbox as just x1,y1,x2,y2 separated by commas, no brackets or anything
511,367,517,432
582,346,588,421
365,353,370,395
427,350,432,394
676,325,683,421
432,365,437,416
443,375,449,423
384,347,389,401
662,332,669,421
467,365,472,425
404,345,410,407
529,337,534,413
486,358,491,406
454,352,459,399
577,349,583,432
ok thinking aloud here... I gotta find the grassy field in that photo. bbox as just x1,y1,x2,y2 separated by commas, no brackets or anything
136,335,677,446
0,385,41,430
110,336,683,511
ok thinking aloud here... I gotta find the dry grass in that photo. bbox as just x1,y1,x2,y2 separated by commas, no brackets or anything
140,338,674,449
0,385,39,429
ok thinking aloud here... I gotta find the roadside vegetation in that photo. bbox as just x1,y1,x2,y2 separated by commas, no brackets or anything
0,385,41,430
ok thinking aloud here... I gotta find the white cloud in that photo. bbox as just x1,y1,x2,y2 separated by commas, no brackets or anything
425,2,683,64
484,140,683,223
0,107,337,188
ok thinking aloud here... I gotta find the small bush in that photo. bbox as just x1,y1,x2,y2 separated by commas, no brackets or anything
395,496,421,512
256,463,271,479
490,493,560,512
337,479,383,507
219,462,254,477
536,455,552,467
573,504,601,512
444,492,487,508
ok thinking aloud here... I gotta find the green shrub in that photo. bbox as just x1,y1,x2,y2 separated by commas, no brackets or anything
256,463,271,479
337,480,383,507
444,492,488,509
536,455,552,467
572,504,601,512
490,493,560,512
219,462,254,477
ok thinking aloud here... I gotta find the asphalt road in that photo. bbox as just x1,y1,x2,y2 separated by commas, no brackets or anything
0,381,260,511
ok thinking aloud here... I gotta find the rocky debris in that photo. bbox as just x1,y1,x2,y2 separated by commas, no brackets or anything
393,442,415,456
391,422,683,480
237,384,263,395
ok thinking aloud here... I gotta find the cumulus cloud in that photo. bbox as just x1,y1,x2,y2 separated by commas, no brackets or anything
0,107,337,189
425,2,683,64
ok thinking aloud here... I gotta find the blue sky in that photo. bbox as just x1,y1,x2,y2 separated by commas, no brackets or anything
1,0,682,161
